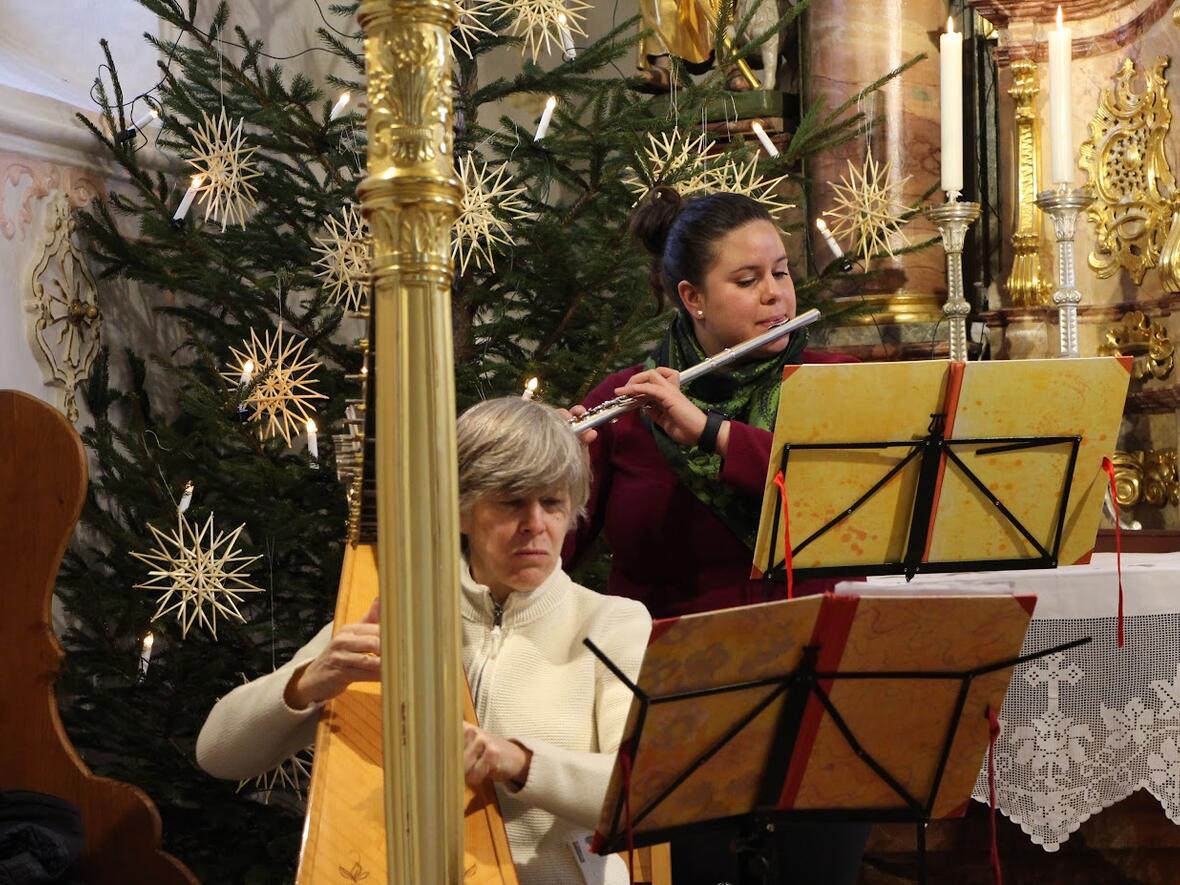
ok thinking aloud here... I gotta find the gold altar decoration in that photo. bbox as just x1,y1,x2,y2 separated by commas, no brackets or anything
1110,449,1179,509
1097,310,1175,381
1005,59,1049,307
27,190,103,423
358,0,465,879
1079,57,1177,286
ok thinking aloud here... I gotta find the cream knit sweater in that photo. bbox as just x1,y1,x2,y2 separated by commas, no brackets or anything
196,561,651,885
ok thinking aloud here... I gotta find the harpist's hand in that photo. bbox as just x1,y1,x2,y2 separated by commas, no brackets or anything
463,722,532,790
558,405,597,446
283,598,381,710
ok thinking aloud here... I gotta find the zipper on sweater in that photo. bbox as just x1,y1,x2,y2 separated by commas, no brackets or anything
470,598,506,714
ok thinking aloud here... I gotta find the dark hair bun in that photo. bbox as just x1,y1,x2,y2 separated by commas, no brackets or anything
628,185,682,257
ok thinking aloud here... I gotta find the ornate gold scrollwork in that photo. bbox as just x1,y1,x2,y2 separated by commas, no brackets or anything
1111,449,1179,508
1098,310,1175,380
1006,59,1049,306
27,190,103,422
1079,57,1177,285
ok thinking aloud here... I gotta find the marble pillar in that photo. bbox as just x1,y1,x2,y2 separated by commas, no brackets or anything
804,0,949,341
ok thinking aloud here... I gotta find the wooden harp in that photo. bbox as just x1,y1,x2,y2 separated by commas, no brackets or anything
296,0,515,881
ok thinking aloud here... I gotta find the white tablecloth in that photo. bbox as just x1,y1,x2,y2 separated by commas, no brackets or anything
837,553,1180,851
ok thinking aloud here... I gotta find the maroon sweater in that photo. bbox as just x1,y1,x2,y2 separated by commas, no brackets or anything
563,349,855,619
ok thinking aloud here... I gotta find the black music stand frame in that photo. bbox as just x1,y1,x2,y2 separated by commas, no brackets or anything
761,413,1082,582
587,632,1091,885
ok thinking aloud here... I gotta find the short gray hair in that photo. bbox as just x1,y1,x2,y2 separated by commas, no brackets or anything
457,397,591,520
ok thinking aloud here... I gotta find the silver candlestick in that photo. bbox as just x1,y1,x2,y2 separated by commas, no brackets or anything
1034,185,1094,358
926,195,982,361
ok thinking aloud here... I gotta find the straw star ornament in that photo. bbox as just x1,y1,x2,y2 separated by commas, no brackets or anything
823,151,912,260
224,324,328,445
708,154,793,220
624,128,717,202
238,747,313,803
491,0,589,61
452,0,497,58
453,153,533,275
133,512,263,640
188,108,263,230
312,203,370,312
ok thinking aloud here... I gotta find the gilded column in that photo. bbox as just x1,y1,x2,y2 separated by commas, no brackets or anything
1005,58,1048,306
358,1,464,883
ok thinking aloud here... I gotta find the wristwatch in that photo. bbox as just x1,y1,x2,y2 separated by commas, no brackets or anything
697,409,726,454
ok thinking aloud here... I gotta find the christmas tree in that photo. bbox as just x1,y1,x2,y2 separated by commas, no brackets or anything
58,0,922,879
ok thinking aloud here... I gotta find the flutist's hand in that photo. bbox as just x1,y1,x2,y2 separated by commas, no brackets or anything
463,722,532,789
284,598,381,710
616,368,730,455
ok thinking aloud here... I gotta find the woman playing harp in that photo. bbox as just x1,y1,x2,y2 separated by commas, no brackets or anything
196,398,651,885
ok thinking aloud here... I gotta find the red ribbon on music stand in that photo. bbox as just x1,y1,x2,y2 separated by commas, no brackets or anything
1101,457,1124,649
773,470,794,599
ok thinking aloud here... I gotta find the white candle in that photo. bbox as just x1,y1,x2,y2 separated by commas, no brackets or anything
172,174,204,221
534,96,557,141
522,377,539,400
178,482,194,514
330,91,352,122
306,418,319,461
1048,6,1073,185
939,17,963,195
239,359,255,387
557,14,576,60
139,631,154,676
751,122,780,158
815,217,845,259
133,107,160,131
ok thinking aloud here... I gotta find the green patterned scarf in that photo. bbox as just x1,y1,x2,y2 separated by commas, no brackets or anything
645,312,808,550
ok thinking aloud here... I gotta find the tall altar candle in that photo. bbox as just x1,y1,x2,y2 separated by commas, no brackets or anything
940,17,963,194
1048,6,1073,185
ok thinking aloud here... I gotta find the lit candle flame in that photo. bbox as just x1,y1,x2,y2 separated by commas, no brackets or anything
1056,5,1063,29
946,16,954,34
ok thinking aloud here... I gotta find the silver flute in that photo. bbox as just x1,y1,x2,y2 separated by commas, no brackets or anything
569,307,821,434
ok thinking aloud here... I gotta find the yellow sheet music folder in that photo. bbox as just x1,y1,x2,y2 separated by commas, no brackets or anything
751,357,1131,578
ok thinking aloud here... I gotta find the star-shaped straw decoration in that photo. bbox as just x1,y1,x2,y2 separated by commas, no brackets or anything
223,324,328,445
133,512,263,640
312,203,370,312
823,151,912,260
453,153,534,275
187,108,263,231
490,0,590,62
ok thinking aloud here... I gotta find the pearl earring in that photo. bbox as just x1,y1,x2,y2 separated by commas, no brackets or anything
696,310,704,318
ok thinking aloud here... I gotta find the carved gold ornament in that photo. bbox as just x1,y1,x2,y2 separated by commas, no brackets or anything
1005,59,1049,306
1097,310,1174,380
368,26,450,167
1110,449,1179,509
27,190,103,423
1079,57,1177,285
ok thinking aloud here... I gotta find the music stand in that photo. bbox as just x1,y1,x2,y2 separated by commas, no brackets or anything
751,357,1131,582
588,593,1087,884
591,358,1129,883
